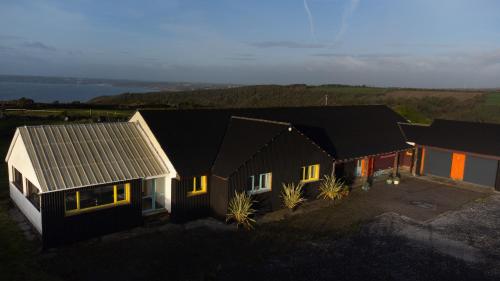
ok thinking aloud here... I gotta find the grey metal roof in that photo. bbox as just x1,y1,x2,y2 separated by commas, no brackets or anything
19,122,168,192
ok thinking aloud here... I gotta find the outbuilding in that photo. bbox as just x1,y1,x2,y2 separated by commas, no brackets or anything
5,122,169,247
400,119,500,190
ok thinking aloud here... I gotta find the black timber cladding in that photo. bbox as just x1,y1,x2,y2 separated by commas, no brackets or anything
224,128,334,214
171,177,210,222
139,105,410,176
210,175,229,219
496,161,500,191
41,179,142,248
424,148,452,178
463,155,498,187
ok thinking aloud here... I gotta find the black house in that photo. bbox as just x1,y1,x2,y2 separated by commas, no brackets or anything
133,105,412,221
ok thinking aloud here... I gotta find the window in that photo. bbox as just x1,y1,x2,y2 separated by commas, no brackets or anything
248,172,272,194
188,175,207,196
12,167,23,193
26,180,40,211
65,183,131,216
301,164,320,182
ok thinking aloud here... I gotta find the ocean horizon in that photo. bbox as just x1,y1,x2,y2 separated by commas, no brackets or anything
0,76,156,103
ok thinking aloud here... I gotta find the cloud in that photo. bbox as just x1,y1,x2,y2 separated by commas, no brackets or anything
334,0,360,43
0,45,13,52
303,0,316,41
0,34,23,41
21,41,56,51
250,41,327,49
224,57,257,61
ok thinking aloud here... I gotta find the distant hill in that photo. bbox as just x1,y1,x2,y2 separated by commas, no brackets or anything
0,74,238,92
88,84,500,124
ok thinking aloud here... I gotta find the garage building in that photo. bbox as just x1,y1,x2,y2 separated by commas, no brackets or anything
400,119,500,190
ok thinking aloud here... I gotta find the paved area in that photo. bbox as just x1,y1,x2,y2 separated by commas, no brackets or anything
259,175,491,228
359,175,492,222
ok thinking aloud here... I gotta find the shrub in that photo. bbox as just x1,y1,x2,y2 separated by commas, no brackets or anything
281,182,305,210
317,175,345,200
226,191,256,229
318,175,350,201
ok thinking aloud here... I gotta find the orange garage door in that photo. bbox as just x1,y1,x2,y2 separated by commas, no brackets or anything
450,153,466,180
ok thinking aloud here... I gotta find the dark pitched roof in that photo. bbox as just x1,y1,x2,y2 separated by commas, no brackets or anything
417,119,500,157
138,105,410,176
211,117,291,177
398,122,430,143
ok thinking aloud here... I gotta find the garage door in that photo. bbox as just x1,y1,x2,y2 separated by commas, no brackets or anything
463,155,498,187
424,148,452,178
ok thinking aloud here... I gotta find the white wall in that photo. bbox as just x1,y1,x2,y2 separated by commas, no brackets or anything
6,130,42,190
9,183,42,234
6,130,43,234
130,112,176,212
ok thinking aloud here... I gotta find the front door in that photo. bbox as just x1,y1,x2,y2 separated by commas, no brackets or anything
450,153,466,181
142,178,165,213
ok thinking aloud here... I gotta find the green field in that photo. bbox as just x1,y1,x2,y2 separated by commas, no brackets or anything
3,108,133,120
484,92,500,106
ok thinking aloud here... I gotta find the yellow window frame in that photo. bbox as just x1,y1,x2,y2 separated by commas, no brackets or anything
188,175,207,196
65,183,131,216
301,164,320,182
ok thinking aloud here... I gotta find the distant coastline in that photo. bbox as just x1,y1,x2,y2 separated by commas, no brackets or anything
0,75,237,103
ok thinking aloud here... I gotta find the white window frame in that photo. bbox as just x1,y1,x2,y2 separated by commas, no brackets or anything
249,172,272,194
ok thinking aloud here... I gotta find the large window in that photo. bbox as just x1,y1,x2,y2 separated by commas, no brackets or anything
248,172,272,194
26,180,40,211
188,175,207,196
301,164,320,182
65,183,131,216
12,167,23,193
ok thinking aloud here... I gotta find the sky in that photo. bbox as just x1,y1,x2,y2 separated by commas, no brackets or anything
1,0,500,88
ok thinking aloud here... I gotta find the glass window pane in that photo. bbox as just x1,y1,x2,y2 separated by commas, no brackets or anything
79,186,114,209
65,192,77,211
155,180,165,209
13,168,23,192
265,173,272,188
79,189,98,209
117,185,126,201
99,186,114,205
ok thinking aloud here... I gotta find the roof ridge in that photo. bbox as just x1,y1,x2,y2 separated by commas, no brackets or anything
230,115,291,126
397,122,430,127
20,121,133,130
138,104,390,113
433,118,500,126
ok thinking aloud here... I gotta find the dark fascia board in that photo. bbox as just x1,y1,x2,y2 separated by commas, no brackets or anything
417,144,500,161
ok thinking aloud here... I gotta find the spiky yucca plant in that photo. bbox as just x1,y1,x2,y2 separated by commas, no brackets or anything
226,191,256,230
281,182,305,210
317,175,347,201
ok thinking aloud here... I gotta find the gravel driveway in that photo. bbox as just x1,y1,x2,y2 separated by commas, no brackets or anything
365,193,500,278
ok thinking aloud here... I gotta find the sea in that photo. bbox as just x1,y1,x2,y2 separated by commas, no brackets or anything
0,76,157,103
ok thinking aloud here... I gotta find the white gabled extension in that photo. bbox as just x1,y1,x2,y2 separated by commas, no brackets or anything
5,129,43,233
5,129,42,191
129,111,178,212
